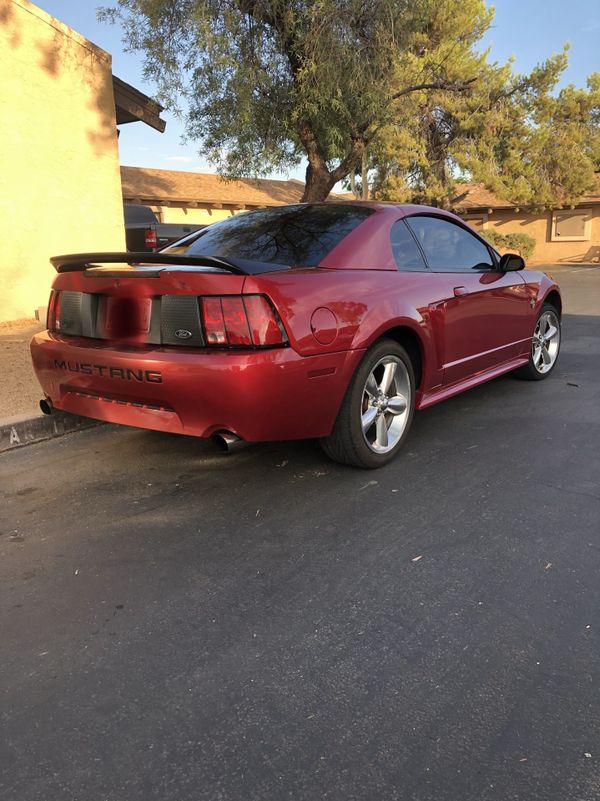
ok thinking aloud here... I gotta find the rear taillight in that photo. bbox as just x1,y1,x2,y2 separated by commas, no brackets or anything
243,296,287,346
221,297,253,346
144,229,158,250
202,298,228,345
47,290,61,330
200,295,288,348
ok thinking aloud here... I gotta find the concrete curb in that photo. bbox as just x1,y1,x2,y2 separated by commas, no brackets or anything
0,411,104,453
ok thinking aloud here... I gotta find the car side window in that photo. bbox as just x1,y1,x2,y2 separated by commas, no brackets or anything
405,215,496,272
390,220,428,271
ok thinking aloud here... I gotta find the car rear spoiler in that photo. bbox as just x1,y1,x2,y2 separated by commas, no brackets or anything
50,252,287,276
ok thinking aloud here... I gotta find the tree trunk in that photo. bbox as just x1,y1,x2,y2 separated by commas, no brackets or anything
300,161,337,202
426,114,452,208
361,150,369,200
297,119,366,202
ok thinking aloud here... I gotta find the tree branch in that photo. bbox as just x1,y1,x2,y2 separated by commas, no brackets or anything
359,77,479,144
391,77,477,102
330,137,366,184
491,76,532,103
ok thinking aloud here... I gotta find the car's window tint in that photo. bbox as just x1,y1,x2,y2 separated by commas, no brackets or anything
390,220,428,271
164,204,373,267
405,215,495,271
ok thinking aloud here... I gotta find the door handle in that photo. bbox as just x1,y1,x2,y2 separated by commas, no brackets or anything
453,286,469,297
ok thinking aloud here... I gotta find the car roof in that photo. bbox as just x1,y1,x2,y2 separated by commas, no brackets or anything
320,200,462,220
314,200,487,271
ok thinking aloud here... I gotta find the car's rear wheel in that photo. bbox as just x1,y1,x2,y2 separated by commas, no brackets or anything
514,304,561,380
320,339,415,468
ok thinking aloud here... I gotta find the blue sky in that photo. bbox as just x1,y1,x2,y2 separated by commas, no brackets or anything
37,0,600,182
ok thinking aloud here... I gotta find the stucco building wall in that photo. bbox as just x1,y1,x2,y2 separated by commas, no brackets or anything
155,205,241,226
464,207,600,265
0,0,126,321
486,208,600,264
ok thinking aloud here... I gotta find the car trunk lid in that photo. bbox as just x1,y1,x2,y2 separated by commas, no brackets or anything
48,252,289,348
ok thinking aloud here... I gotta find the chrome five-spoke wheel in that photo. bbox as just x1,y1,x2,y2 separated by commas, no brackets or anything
514,302,561,381
361,356,411,453
320,339,416,468
532,309,560,374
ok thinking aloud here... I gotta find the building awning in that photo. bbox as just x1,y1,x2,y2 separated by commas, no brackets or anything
112,76,166,133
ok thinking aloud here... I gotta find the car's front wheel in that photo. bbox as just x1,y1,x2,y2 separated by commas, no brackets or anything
320,339,415,468
514,303,561,380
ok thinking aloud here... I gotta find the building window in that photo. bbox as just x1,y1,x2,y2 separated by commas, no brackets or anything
551,209,592,242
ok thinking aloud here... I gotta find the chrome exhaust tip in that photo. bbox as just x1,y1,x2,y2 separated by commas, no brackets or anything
210,431,246,454
39,398,53,415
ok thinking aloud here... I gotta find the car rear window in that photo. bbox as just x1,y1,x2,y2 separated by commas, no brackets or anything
164,204,373,267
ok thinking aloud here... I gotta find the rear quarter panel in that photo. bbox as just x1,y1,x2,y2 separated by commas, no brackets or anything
246,269,443,393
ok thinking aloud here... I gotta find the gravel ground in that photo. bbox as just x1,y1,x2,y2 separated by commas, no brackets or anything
0,318,45,418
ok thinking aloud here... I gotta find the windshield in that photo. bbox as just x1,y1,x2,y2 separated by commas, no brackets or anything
163,204,373,267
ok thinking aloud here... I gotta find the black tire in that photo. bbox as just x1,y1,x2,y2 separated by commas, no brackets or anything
320,339,416,469
513,303,561,381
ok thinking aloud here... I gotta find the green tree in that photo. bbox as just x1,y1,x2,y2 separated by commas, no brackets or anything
100,0,486,201
486,69,600,209
370,7,600,212
368,0,501,206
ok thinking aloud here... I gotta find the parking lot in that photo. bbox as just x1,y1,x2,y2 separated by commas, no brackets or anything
1,265,599,801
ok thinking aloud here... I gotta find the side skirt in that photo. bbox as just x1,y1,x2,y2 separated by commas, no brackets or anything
416,356,529,410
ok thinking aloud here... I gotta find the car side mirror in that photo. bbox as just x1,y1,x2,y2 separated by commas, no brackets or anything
499,253,525,272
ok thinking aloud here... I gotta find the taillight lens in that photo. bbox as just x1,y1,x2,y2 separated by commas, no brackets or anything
221,297,252,345
202,298,227,345
200,295,287,348
47,290,61,330
145,229,158,249
243,295,287,346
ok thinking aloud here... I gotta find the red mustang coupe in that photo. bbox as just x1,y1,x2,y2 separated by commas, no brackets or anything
30,203,561,468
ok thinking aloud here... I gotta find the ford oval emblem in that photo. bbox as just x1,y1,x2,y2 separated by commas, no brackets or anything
175,329,193,339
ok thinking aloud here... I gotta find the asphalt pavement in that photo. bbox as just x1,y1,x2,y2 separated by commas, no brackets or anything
1,265,599,801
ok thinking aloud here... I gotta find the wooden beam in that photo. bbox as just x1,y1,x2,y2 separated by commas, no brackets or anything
113,76,166,133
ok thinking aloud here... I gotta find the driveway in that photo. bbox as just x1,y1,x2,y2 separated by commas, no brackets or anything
1,265,599,801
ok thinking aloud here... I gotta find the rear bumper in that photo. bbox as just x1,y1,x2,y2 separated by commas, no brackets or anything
30,332,364,441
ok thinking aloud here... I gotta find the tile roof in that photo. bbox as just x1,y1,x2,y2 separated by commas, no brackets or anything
450,183,511,211
120,166,306,207
451,176,600,211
